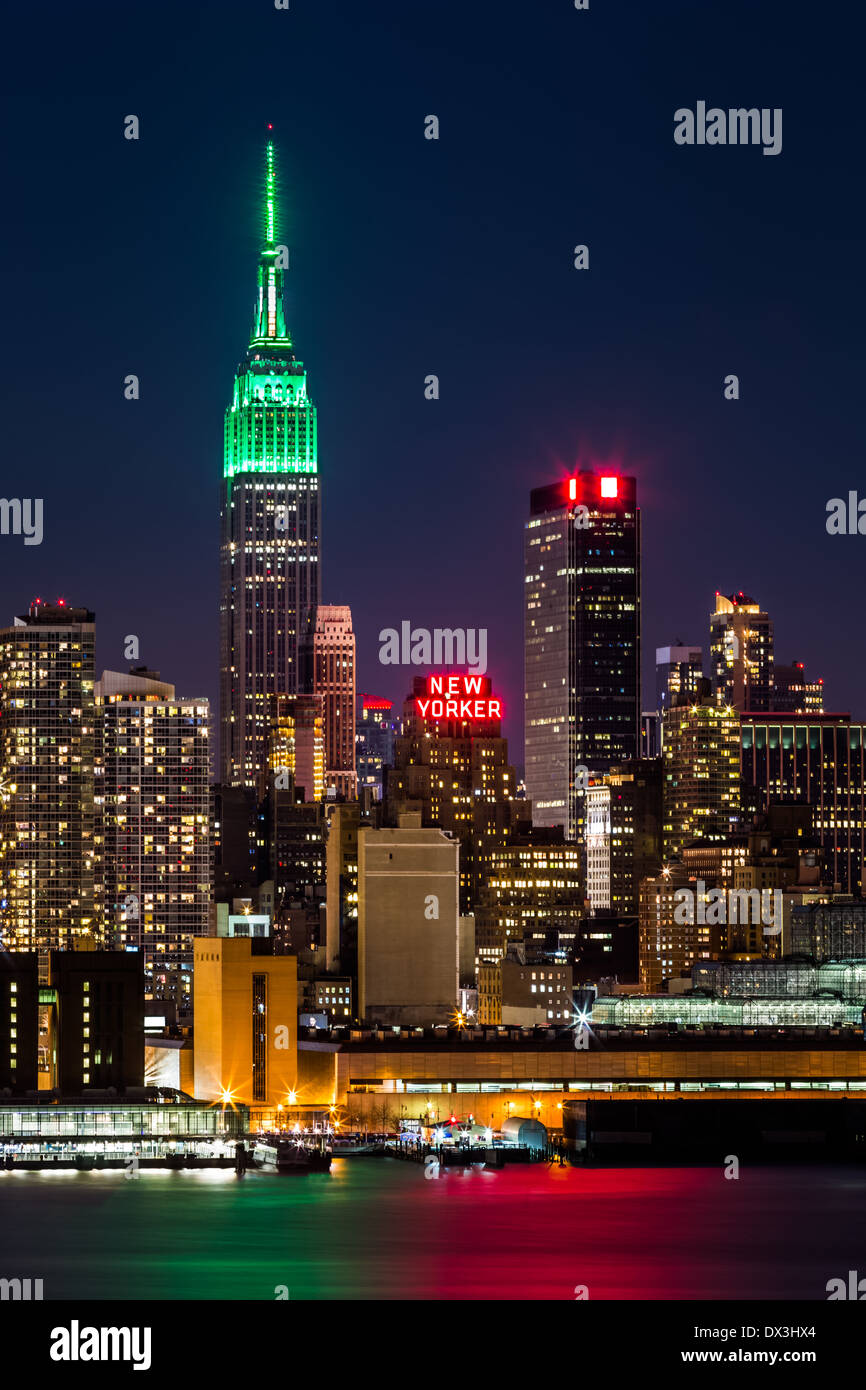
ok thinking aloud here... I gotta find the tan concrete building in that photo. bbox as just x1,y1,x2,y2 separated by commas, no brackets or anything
193,938,297,1106
358,815,459,1026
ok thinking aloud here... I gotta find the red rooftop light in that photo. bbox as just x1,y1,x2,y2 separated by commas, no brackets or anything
600,476,618,498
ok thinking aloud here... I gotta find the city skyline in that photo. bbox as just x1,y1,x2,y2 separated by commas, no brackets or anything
2,2,861,767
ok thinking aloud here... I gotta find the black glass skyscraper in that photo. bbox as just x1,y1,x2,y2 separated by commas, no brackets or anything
524,470,640,840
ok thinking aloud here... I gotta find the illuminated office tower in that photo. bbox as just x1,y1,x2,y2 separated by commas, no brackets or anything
741,711,866,895
772,659,824,714
524,471,640,841
474,828,582,960
265,694,325,804
96,668,211,1017
0,601,97,952
220,139,320,788
662,689,741,857
710,592,773,712
302,605,356,799
656,644,703,713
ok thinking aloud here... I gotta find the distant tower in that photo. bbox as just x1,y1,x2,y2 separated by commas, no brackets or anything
772,659,824,714
0,601,97,951
356,695,399,801
710,593,773,712
220,139,320,788
303,606,357,799
656,643,703,713
264,694,325,804
524,471,640,841
662,689,741,858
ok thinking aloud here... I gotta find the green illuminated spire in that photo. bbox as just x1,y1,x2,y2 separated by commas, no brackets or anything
223,137,317,480
251,138,290,346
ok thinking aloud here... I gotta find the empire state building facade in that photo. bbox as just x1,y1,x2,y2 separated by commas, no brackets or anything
220,141,320,787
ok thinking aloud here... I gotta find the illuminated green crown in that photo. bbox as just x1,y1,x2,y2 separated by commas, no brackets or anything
224,140,317,479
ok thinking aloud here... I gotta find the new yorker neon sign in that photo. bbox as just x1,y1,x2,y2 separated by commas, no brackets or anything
415,674,502,722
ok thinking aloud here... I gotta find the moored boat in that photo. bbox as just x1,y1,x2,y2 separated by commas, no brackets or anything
330,1139,385,1156
252,1137,332,1173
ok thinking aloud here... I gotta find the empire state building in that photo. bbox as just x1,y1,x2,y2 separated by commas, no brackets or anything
219,140,320,787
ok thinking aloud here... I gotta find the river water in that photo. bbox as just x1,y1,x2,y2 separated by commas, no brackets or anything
1,1160,863,1300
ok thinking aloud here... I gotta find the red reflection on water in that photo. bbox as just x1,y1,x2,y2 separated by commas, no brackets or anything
399,1164,857,1301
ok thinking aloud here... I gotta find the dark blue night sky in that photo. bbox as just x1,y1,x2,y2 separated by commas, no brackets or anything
2,0,863,762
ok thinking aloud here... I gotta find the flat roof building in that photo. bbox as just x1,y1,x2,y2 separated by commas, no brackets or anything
193,937,298,1107
357,816,459,1027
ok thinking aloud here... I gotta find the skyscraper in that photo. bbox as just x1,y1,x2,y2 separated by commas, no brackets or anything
356,695,399,800
302,605,357,799
0,601,97,952
772,659,824,714
662,691,741,857
741,711,866,894
524,470,640,840
220,140,320,788
95,668,211,1017
584,759,663,917
710,593,773,712
264,694,325,804
656,644,703,713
